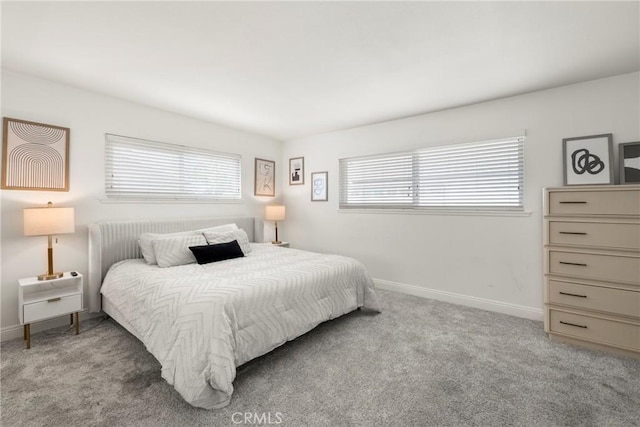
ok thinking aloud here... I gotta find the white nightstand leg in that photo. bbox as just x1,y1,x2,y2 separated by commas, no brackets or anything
74,312,79,335
70,313,73,325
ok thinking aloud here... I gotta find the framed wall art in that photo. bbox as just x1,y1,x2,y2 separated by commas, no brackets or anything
562,134,614,185
254,158,275,196
619,141,640,184
2,117,70,191
289,157,304,185
311,171,328,201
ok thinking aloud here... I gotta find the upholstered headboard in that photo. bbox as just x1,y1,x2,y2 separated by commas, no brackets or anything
87,216,255,313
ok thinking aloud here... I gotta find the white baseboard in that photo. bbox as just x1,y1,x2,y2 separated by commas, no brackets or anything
1,311,100,342
374,278,543,321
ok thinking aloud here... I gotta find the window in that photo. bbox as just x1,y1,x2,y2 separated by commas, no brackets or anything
339,136,524,212
105,134,242,201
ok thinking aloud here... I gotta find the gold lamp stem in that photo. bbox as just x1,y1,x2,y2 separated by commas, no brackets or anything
272,220,281,244
38,234,63,281
47,235,54,275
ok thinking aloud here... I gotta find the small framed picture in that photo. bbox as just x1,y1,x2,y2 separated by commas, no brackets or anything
619,141,640,184
254,158,275,196
562,134,614,185
289,157,304,185
311,171,328,201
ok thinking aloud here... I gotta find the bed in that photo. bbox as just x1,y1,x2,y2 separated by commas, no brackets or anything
88,216,379,409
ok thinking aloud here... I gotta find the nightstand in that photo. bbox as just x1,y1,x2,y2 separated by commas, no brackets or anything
270,242,290,248
19,272,83,349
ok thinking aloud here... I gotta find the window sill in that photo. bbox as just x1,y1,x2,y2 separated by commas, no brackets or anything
337,208,531,217
99,198,244,204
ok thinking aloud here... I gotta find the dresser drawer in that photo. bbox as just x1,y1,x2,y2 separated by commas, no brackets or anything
548,190,640,216
548,221,640,250
23,294,82,323
548,280,640,318
549,309,639,351
548,250,640,284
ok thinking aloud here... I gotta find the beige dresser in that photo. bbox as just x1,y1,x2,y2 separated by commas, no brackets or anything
543,185,640,358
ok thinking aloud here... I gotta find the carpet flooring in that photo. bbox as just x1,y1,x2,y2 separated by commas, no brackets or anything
1,289,639,427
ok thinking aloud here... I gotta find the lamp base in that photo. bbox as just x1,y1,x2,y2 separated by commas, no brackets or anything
271,240,282,244
38,272,64,281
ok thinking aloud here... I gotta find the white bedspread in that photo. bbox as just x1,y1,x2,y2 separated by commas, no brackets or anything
101,244,379,409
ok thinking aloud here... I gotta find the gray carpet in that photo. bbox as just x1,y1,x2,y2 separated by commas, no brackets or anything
1,290,639,427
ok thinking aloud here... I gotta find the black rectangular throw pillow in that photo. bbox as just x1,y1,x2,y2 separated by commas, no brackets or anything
189,240,244,265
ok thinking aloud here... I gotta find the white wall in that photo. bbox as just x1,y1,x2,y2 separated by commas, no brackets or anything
282,72,640,319
0,70,282,338
3,71,637,338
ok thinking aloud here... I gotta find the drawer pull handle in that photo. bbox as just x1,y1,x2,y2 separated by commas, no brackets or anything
559,261,587,267
558,231,587,235
558,201,587,204
47,297,61,303
559,291,587,298
559,320,587,329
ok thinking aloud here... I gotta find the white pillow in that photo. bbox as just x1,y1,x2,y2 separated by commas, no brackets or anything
139,223,238,264
139,231,194,265
152,234,208,268
199,223,238,234
203,229,252,255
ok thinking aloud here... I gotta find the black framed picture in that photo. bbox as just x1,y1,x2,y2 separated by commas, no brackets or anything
619,141,640,184
562,134,614,185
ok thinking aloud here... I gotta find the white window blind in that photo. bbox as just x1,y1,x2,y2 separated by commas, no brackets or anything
105,134,242,201
339,136,524,211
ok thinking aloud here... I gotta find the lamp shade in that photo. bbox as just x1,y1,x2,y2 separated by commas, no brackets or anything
24,205,75,236
265,205,286,221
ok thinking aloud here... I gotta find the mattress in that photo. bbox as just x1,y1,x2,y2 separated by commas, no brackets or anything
100,243,380,409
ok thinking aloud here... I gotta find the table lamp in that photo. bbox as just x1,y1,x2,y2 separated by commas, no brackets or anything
24,201,75,280
265,205,285,244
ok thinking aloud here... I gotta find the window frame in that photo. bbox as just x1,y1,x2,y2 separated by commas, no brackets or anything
339,136,525,214
104,133,242,202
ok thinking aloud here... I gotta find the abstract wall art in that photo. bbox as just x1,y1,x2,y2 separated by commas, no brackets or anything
289,157,304,185
311,171,328,201
619,141,640,184
2,117,70,191
562,134,613,186
254,158,275,196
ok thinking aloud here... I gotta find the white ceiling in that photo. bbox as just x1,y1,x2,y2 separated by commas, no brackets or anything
2,1,639,141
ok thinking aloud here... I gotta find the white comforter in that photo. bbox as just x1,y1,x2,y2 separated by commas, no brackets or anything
101,244,379,409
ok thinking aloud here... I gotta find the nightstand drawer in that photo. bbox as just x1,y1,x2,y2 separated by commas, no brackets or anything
23,294,82,323
548,250,640,284
548,221,640,250
548,280,640,318
549,309,640,352
548,190,640,216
